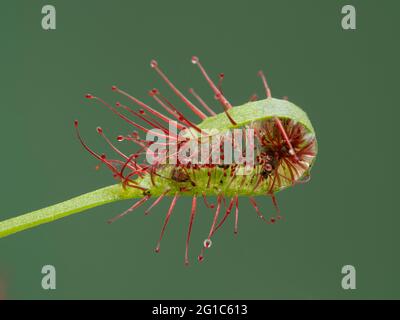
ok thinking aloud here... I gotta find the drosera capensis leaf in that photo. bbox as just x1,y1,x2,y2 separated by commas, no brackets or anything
0,98,316,239
0,57,318,264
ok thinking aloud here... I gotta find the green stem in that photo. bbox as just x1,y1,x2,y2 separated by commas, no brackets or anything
0,184,141,239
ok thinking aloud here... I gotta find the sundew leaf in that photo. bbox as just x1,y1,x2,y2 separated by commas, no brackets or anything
0,98,317,239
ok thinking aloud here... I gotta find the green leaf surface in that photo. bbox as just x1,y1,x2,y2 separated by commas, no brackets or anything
198,98,315,134
0,184,140,238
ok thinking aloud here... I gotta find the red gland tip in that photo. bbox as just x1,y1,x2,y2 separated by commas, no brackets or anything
204,239,212,248
139,109,145,114
149,88,159,96
198,255,204,262
111,85,118,91
219,73,225,79
85,94,94,99
191,56,199,64
74,120,79,127
150,59,158,68
96,127,103,134
117,135,124,142
115,102,121,107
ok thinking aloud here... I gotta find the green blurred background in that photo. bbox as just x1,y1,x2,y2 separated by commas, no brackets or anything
0,0,398,299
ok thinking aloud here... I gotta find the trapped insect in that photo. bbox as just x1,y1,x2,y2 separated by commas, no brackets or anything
0,57,317,265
